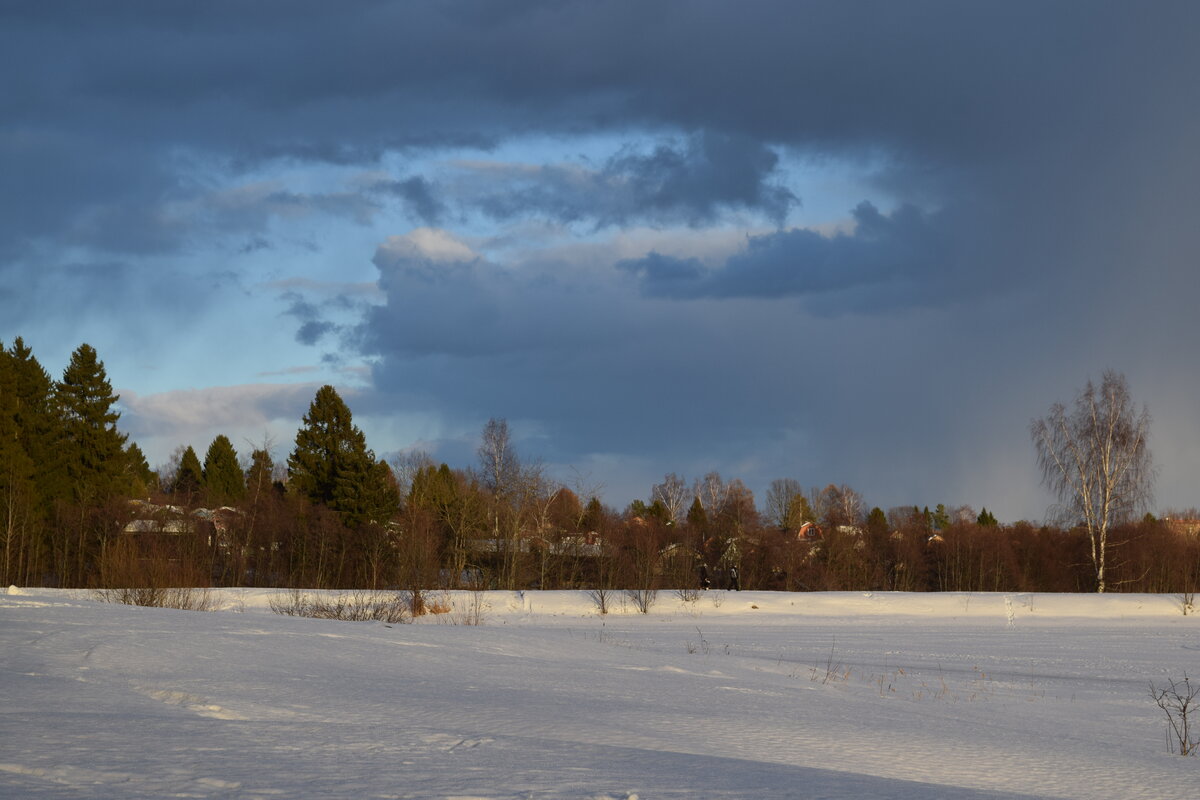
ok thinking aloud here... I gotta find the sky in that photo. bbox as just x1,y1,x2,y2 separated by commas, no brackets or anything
3,1,1199,521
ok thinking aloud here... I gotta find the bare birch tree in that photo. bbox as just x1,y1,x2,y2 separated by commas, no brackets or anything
813,484,864,529
693,472,729,516
651,473,689,523
478,418,519,498
1031,370,1154,593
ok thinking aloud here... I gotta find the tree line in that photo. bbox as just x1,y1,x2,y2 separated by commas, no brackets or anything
1,339,154,586
2,339,1194,594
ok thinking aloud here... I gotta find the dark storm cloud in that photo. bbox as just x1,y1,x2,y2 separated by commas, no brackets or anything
5,1,1181,256
370,177,448,226
363,231,605,360
280,292,336,346
278,287,379,350
466,133,797,227
364,132,796,231
619,202,954,311
5,2,1190,154
295,320,336,347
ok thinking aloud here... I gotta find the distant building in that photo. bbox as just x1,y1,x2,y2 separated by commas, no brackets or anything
1163,518,1200,536
795,522,823,542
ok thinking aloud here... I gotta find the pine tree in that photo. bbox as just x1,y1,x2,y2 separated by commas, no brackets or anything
288,385,397,526
646,498,670,524
0,346,38,583
246,448,276,499
242,448,280,577
174,445,204,502
289,386,360,506
123,442,155,499
932,504,951,530
581,497,605,531
203,435,245,506
55,344,130,502
8,338,68,506
334,458,400,529
686,496,709,531
782,493,816,529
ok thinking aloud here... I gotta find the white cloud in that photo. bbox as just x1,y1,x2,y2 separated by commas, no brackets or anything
118,382,335,464
376,227,478,265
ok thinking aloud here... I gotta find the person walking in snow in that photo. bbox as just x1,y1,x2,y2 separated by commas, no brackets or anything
699,563,711,590
728,565,740,591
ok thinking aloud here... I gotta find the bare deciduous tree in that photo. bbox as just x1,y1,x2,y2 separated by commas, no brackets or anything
693,472,728,516
765,478,803,528
813,484,864,529
478,418,519,498
651,473,689,523
1031,371,1154,593
390,449,435,499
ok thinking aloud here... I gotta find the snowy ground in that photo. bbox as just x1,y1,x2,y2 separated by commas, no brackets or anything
2,587,1197,799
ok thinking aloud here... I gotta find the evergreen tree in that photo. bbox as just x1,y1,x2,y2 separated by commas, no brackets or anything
646,498,670,524
55,344,129,502
289,386,360,506
203,434,245,506
0,347,38,583
686,496,709,531
288,385,397,526
333,458,400,529
123,442,155,499
788,494,816,527
174,445,204,501
408,463,458,514
977,507,999,526
8,338,68,506
866,506,889,536
581,497,605,531
246,448,276,499
932,503,951,530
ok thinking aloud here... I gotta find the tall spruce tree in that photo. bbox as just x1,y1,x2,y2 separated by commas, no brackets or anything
8,338,67,506
686,496,709,531
288,386,358,506
174,445,204,502
288,385,398,526
246,448,276,499
333,457,400,529
0,346,38,583
123,442,155,499
55,344,129,502
203,435,245,506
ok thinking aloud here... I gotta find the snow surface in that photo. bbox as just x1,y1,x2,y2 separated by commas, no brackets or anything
2,587,1197,799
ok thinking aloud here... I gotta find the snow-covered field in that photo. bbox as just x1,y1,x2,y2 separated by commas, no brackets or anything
2,587,1196,799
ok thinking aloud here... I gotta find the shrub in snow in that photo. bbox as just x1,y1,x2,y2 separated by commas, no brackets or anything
587,586,614,615
268,589,411,624
1150,674,1200,755
626,587,657,614
93,586,218,611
